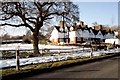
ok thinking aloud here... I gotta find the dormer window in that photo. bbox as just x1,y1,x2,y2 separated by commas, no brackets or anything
70,26,74,31
59,27,63,32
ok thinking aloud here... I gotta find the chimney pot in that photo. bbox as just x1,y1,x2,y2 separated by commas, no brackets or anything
59,21,64,28
80,21,84,27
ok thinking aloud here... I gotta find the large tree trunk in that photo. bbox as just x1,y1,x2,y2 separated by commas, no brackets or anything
33,31,40,54
32,21,43,54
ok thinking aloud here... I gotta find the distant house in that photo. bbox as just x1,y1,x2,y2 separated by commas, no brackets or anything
50,21,69,44
50,21,116,45
69,22,89,43
105,30,114,39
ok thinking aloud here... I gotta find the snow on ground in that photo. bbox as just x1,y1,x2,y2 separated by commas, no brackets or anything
0,48,120,69
0,43,90,53
0,43,120,68
0,43,76,50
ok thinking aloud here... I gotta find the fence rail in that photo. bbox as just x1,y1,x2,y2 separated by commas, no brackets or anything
0,47,90,53
0,48,120,69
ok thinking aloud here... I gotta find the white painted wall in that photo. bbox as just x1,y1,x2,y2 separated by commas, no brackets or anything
114,32,118,36
89,29,95,38
82,30,89,38
70,37,75,42
105,33,114,39
50,27,59,41
96,31,104,39
50,26,115,42
69,31,76,38
76,29,82,38
58,33,64,38
105,38,120,45
59,33,68,38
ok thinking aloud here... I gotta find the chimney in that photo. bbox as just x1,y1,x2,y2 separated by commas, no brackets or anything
59,21,64,28
73,23,77,30
109,29,111,33
73,23,77,26
84,25,88,28
92,26,95,29
80,21,84,27
99,25,102,30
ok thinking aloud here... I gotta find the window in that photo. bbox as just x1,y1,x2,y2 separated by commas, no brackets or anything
59,39,64,43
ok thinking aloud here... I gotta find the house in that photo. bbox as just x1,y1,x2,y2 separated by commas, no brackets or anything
50,21,116,45
50,21,70,44
69,21,90,44
105,30,120,46
69,21,106,44
105,38,120,46
105,30,114,39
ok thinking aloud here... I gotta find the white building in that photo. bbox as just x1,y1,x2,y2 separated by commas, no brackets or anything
105,38,120,45
50,21,69,44
50,21,115,44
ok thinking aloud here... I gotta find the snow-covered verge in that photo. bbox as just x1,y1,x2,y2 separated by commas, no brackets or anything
0,43,90,52
0,48,120,69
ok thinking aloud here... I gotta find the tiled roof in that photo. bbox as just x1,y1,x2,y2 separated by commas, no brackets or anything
91,29,99,35
54,26,70,33
54,21,115,36
71,24,88,31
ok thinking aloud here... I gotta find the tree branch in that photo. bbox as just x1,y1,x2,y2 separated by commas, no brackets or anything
26,17,36,20
0,15,14,20
44,16,54,20
0,23,25,27
26,18,36,24
44,12,62,19
15,3,22,14
34,2,41,11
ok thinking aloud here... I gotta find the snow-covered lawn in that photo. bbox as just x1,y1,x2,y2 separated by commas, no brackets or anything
0,43,77,50
0,47,120,69
0,43,90,53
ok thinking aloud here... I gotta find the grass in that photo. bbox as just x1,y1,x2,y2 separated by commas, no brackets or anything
1,54,112,77
1,51,53,59
39,40,48,45
1,59,82,76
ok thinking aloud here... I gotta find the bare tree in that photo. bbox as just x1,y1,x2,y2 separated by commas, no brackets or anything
0,1,79,54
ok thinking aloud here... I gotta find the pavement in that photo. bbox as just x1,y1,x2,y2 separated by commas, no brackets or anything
21,55,119,80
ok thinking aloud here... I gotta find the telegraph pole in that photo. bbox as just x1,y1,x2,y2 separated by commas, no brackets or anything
63,11,65,43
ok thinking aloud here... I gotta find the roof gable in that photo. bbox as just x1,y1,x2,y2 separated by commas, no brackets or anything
54,26,70,33
91,29,99,35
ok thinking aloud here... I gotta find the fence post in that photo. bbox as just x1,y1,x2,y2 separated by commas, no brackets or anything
58,48,60,55
83,46,84,52
90,47,93,58
16,47,20,71
40,48,43,56
72,47,74,54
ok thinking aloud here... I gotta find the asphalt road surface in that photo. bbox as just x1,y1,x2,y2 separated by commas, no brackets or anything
22,56,119,79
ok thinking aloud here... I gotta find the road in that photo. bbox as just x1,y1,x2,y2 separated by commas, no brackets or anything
22,56,119,79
